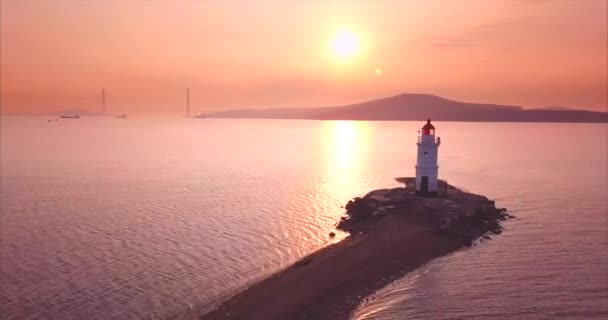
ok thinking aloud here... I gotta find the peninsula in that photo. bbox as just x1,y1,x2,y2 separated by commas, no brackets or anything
202,120,512,320
201,179,512,320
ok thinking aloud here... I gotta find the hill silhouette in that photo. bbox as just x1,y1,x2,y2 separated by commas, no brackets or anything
208,93,607,122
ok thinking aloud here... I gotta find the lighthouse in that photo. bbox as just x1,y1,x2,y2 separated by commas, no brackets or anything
415,119,440,194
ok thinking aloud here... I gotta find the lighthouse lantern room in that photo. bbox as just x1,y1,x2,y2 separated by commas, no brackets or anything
415,119,440,194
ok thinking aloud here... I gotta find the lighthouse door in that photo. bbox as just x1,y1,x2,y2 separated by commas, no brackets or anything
421,176,429,193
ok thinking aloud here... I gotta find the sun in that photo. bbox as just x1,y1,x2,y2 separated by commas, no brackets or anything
332,30,360,58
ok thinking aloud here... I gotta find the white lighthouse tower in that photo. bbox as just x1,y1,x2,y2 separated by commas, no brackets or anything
415,119,440,194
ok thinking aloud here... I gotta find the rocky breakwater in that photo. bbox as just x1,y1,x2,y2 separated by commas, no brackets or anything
201,178,512,320
339,178,513,246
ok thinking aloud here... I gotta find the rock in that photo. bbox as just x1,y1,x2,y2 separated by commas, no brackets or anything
438,219,452,231
386,188,409,201
480,203,490,213
365,189,392,198
462,237,473,247
344,197,375,220
339,178,509,243
491,227,503,235
368,195,393,205
464,210,476,218
372,208,386,217
294,258,313,267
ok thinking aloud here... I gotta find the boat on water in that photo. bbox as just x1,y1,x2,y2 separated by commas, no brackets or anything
116,113,127,118
60,114,80,119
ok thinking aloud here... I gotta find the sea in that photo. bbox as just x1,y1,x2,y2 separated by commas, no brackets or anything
1,116,606,319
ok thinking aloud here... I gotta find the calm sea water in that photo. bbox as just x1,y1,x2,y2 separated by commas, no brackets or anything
1,117,606,319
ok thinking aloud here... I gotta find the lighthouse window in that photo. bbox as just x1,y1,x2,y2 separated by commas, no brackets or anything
424,152,428,158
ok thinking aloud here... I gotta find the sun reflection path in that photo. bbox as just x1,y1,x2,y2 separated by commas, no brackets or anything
323,121,370,201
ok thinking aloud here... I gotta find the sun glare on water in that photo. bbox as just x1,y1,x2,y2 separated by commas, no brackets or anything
324,121,369,199
331,30,360,58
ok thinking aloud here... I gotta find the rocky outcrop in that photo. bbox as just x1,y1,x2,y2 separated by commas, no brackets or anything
338,178,513,246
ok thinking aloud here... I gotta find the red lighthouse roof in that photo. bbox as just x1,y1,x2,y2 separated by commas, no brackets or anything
422,118,435,135
422,118,435,130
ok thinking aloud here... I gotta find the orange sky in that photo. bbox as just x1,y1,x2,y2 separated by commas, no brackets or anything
1,0,607,114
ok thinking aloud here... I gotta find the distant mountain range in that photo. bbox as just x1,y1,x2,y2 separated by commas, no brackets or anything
208,93,607,123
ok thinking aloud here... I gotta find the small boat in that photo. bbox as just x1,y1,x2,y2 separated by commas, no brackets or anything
60,114,80,119
116,113,127,118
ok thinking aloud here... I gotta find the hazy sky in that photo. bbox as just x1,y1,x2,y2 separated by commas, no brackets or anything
1,0,607,114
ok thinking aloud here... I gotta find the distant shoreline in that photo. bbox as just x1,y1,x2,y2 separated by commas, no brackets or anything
2,113,606,124
201,180,512,320
206,116,608,123
205,93,608,123
3,93,607,123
